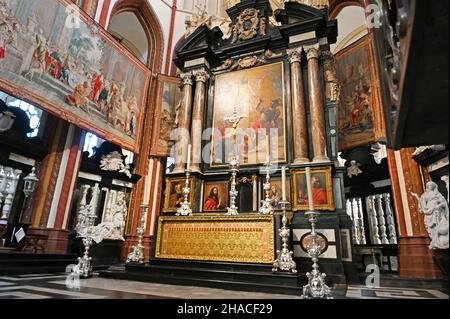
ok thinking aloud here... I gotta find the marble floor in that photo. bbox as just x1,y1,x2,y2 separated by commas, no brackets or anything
0,273,447,299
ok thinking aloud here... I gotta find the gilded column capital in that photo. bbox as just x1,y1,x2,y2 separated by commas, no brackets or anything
305,45,321,60
193,69,210,83
288,48,303,64
180,72,193,86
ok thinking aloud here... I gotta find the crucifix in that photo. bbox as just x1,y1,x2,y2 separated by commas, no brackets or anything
224,107,247,216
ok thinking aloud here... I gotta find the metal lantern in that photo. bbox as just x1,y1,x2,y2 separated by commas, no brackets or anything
23,167,38,198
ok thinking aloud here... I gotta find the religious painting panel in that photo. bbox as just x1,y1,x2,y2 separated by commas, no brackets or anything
163,176,195,213
151,75,182,157
211,62,287,166
336,35,384,151
261,177,291,211
0,0,151,152
291,167,335,211
203,180,229,212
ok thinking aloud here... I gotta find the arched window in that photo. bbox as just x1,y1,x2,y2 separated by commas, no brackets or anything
0,91,43,138
109,11,149,64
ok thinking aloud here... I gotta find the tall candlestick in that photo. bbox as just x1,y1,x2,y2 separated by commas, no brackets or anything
187,144,192,170
281,167,287,201
305,167,314,211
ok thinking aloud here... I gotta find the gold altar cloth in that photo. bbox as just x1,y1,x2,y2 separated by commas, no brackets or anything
155,215,275,264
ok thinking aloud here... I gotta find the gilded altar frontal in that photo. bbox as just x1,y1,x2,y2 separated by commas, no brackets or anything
0,0,448,305
155,216,275,264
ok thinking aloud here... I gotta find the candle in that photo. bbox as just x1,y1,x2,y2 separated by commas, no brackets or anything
281,166,287,201
266,135,270,163
187,144,192,170
305,167,314,211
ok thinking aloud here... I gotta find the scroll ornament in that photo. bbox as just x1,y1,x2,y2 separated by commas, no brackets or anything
412,181,449,250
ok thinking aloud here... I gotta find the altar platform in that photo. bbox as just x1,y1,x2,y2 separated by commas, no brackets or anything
100,215,306,295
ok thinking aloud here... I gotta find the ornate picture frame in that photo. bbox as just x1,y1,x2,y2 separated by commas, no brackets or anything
291,166,335,211
150,75,181,157
163,176,195,213
260,177,291,211
203,180,229,213
210,62,287,167
336,35,384,151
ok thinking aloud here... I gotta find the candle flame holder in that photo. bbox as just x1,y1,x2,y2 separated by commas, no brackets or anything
301,210,333,299
259,161,275,215
273,200,297,273
176,169,193,216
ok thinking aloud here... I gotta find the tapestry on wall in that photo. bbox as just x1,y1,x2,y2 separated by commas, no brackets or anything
336,35,385,151
0,0,150,152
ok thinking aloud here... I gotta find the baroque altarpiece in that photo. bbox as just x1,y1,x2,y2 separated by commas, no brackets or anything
141,0,357,289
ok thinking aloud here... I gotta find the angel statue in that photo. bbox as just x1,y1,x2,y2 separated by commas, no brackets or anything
347,160,363,178
412,181,449,250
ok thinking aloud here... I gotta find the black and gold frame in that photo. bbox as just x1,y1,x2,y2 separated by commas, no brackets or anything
163,176,195,213
291,166,335,211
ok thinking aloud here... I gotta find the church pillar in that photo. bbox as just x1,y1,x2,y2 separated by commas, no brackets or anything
387,148,443,279
190,69,209,173
306,45,329,163
289,48,310,164
173,72,194,174
24,120,84,254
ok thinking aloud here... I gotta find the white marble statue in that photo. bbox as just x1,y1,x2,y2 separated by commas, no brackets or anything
441,175,449,203
412,182,449,250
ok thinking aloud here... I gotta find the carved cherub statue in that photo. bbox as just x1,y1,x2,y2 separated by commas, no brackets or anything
185,4,213,37
412,181,449,249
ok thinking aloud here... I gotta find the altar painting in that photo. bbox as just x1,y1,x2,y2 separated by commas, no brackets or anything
336,35,383,151
151,75,181,156
0,0,150,152
211,62,286,166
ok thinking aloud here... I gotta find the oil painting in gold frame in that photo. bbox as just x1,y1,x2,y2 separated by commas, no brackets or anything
163,176,195,213
336,35,385,151
150,75,182,157
210,62,287,166
291,166,335,211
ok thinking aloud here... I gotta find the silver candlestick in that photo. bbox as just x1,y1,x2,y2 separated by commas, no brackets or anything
127,204,149,264
226,156,240,216
301,211,333,299
177,169,193,216
259,161,274,215
273,200,297,273
73,206,97,279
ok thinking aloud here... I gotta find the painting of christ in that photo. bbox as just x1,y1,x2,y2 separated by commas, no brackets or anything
203,181,228,212
211,62,286,166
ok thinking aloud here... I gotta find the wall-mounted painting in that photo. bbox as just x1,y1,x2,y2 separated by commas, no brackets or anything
151,75,181,157
0,0,151,153
292,166,335,211
336,35,385,151
203,181,229,212
163,176,195,213
211,62,287,166
261,177,291,211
